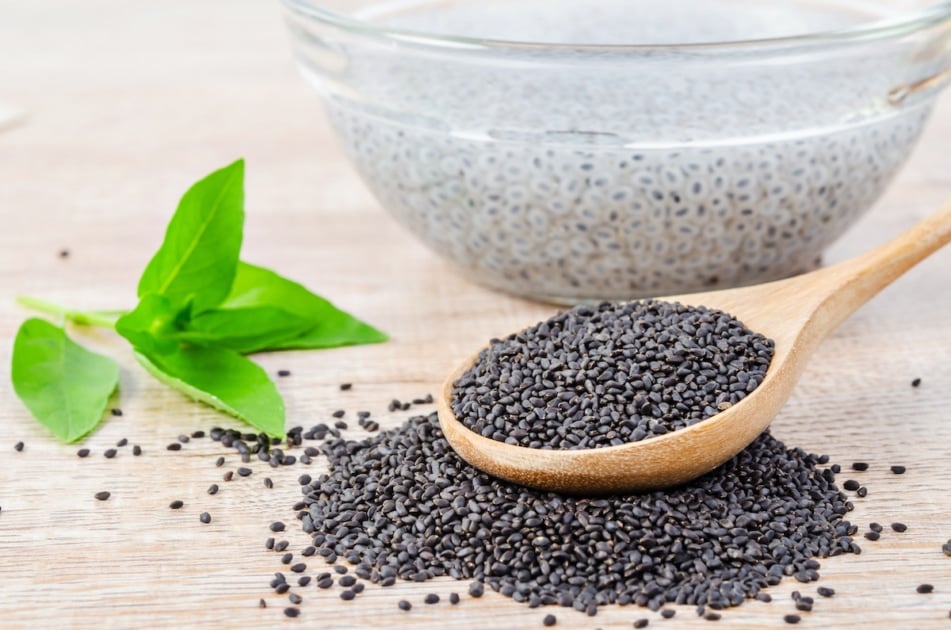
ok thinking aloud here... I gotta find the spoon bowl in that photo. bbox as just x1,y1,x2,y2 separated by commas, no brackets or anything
438,202,951,494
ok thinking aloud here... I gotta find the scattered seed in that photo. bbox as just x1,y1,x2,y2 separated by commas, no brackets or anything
942,539,951,556
661,610,676,619
317,577,334,589
890,466,906,475
266,537,274,550
817,586,835,598
704,612,721,621
104,448,117,459
755,593,772,603
169,500,184,510
911,378,921,387
851,462,868,471
59,249,70,258
284,607,299,617
288,593,302,605
274,540,289,552
258,598,266,608
398,600,412,611
270,521,286,532
215,456,225,467
843,480,860,491
291,563,306,573
340,590,355,601
132,445,142,456
277,369,291,377
869,522,883,533
111,408,123,416
917,584,934,594
116,438,128,447
95,491,110,501
340,383,352,391
166,443,181,451
352,583,365,594
634,619,649,628
208,484,219,495
543,614,557,626
784,614,801,624
297,576,311,587
223,471,234,481
200,512,211,524
856,486,868,498
77,448,90,458
264,478,274,489
449,592,460,605
237,467,252,477
297,413,856,616
890,522,907,533
864,531,880,541
424,594,439,604
192,430,205,438
339,575,356,587
275,583,290,594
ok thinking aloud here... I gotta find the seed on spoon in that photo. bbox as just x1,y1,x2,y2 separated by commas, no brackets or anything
451,299,774,451
438,202,951,494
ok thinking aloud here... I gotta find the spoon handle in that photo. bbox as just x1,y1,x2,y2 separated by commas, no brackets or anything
809,199,951,337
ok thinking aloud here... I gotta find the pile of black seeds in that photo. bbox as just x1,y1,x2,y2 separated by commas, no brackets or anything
451,300,774,449
299,412,857,615
9,379,949,623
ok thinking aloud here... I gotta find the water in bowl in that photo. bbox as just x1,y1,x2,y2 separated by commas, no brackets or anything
315,0,931,301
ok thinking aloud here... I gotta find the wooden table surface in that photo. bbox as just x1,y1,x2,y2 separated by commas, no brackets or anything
1,1,950,628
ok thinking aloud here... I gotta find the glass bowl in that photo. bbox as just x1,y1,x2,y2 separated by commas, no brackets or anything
281,0,951,303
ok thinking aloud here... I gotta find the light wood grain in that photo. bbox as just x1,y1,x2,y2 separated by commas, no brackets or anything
1,1,950,628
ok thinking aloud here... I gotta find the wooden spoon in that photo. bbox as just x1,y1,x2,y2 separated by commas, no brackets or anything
438,202,951,494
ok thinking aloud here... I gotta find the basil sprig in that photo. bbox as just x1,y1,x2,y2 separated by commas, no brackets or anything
11,159,386,441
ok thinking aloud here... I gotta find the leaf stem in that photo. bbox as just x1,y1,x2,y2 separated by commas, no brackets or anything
16,296,124,329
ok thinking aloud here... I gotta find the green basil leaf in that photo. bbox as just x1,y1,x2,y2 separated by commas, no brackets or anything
274,307,389,351
174,306,316,354
114,294,183,355
137,159,245,314
221,261,388,351
134,346,285,438
11,318,119,443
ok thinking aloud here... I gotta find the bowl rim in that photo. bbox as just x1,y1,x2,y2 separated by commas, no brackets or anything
282,0,951,53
